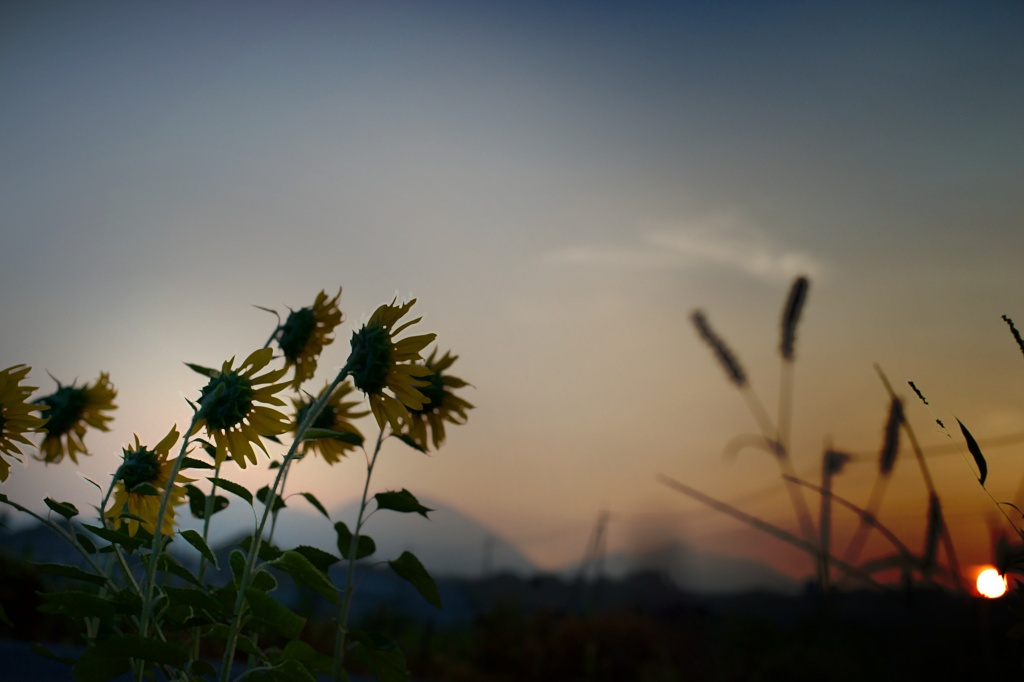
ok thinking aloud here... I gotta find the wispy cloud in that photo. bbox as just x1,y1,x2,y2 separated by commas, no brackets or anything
541,213,822,283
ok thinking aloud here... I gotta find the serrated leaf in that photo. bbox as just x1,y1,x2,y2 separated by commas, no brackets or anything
303,428,364,445
375,489,432,518
394,434,426,453
388,551,441,608
268,550,341,605
179,529,218,569
335,522,375,560
293,545,340,573
181,457,215,470
244,588,305,639
34,563,107,586
210,477,253,505
299,492,330,520
257,485,286,513
44,497,78,520
957,418,988,486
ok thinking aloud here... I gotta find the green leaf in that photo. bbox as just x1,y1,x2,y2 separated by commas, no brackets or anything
351,631,409,682
252,569,278,593
210,477,253,505
292,545,341,573
30,642,75,665
257,485,286,513
82,524,146,551
375,489,433,518
181,456,215,470
73,645,130,682
230,549,246,586
185,362,218,378
128,482,160,496
303,428,364,445
76,532,97,554
394,433,426,453
95,634,189,667
179,529,218,569
44,497,79,520
34,563,107,586
157,552,203,588
278,640,334,674
299,492,330,520
267,550,341,605
388,551,441,608
186,484,230,519
335,522,375,560
40,591,120,620
244,588,305,639
957,418,988,486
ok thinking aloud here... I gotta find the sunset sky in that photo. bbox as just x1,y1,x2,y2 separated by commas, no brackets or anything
3,1,1023,584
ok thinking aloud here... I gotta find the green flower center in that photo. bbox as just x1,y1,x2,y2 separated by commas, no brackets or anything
348,324,392,394
119,447,161,490
36,386,88,436
297,400,337,430
278,308,317,362
198,372,254,430
412,372,445,414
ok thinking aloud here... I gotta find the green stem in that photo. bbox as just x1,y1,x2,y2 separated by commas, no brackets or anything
137,414,201,682
332,429,385,681
219,365,350,682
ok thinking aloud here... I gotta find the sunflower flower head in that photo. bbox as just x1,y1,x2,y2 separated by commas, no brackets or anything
35,372,116,465
106,426,191,536
346,298,435,433
189,348,291,469
405,350,474,451
274,288,344,389
293,379,368,464
0,365,49,481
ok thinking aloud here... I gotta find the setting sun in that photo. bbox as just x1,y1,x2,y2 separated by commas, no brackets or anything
976,568,1008,599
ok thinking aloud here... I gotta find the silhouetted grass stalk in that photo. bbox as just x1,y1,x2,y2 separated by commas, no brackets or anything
658,473,883,590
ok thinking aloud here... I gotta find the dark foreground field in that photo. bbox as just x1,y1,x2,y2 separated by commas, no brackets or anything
3,558,1021,682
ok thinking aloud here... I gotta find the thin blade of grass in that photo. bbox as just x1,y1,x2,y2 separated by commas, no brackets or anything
956,418,987,486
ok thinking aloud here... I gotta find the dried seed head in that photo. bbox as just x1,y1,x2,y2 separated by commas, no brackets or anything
780,276,809,361
1003,315,1024,359
879,397,903,476
691,310,746,388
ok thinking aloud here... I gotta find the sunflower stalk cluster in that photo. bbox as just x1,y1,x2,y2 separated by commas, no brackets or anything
0,287,472,682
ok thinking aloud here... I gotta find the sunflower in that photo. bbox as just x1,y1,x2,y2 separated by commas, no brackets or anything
105,426,191,536
189,347,291,469
346,298,436,433
404,350,473,451
0,365,49,481
274,288,344,389
293,379,368,464
35,372,116,465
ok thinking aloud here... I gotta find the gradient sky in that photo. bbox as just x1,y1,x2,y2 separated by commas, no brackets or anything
3,1,1023,584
